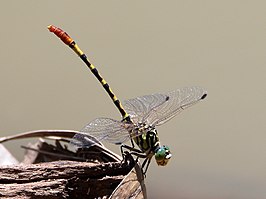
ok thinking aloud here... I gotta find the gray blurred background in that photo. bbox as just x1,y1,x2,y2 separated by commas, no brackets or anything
0,1,265,198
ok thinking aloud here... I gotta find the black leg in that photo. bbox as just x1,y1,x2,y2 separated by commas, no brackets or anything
120,144,153,177
130,138,135,148
142,157,152,176
121,144,144,155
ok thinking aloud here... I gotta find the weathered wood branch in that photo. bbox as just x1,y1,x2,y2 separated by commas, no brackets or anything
0,130,147,199
0,160,132,198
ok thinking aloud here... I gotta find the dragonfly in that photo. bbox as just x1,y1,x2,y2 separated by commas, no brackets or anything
48,25,207,173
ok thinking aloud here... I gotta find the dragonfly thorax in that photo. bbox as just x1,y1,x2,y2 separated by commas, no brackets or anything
132,123,160,154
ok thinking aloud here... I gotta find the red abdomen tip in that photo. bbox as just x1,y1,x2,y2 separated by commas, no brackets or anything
48,25,73,45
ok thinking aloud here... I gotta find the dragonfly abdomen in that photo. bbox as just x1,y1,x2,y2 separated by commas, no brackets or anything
48,25,130,121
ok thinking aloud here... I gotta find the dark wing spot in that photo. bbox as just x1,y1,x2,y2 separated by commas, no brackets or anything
201,93,207,100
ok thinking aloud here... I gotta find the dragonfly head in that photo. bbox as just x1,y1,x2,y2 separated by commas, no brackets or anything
154,145,172,166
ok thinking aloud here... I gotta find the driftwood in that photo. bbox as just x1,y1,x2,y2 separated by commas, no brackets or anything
0,130,147,199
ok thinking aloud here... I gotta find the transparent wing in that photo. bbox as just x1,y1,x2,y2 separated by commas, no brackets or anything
123,86,207,126
145,86,207,126
123,93,168,124
70,132,104,148
71,118,134,148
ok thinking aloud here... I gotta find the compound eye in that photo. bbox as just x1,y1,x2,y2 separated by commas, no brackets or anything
155,147,172,166
162,145,172,160
155,146,172,164
155,148,166,160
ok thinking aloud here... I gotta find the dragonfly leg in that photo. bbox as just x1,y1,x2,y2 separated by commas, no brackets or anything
130,138,135,148
121,144,144,156
121,144,147,164
120,144,151,176
121,150,136,169
142,157,152,176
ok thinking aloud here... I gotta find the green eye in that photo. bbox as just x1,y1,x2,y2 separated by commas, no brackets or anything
155,148,166,160
155,146,172,166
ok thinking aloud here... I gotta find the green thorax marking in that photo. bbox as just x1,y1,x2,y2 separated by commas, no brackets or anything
132,124,160,154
